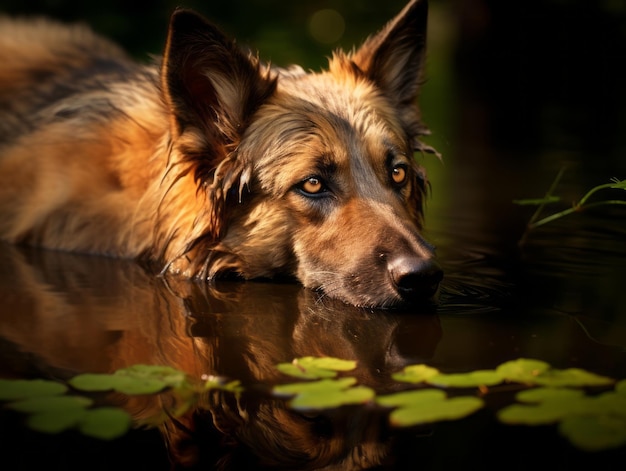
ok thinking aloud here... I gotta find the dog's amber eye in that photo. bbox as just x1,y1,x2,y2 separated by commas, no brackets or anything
300,177,324,195
391,165,407,185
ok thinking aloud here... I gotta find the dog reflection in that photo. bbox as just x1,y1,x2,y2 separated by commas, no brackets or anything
0,244,441,469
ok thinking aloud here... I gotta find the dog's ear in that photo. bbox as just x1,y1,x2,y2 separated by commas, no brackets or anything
160,10,276,247
352,0,427,106
161,9,276,149
350,0,430,146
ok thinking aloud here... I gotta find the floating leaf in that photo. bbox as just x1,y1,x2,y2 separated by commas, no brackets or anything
276,363,338,380
616,380,626,395
515,387,586,403
274,377,373,410
276,357,356,380
0,379,67,400
7,395,93,413
496,358,551,383
532,368,614,388
427,370,503,388
274,377,357,397
70,365,186,395
377,389,447,408
392,364,441,384
559,416,626,452
27,407,86,434
290,385,375,410
79,408,132,440
389,396,484,427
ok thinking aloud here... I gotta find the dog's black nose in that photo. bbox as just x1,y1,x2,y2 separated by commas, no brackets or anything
388,256,443,301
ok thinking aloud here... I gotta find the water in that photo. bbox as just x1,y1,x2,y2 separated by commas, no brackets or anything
1,1,626,469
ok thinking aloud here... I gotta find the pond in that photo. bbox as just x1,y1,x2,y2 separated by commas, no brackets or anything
1,1,626,470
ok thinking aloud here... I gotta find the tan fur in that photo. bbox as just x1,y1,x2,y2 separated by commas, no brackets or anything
0,0,442,307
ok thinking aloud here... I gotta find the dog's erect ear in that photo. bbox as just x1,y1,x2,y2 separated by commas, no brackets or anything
351,0,427,107
161,9,276,145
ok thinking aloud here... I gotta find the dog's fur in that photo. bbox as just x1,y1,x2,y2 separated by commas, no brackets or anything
0,0,442,308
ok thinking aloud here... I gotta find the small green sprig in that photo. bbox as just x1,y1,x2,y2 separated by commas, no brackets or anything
514,169,626,244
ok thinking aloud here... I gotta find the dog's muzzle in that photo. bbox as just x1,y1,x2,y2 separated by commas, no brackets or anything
387,255,443,302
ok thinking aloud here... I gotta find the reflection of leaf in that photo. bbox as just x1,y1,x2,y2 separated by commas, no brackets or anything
0,379,67,400
276,357,356,380
559,416,626,452
392,364,440,384
79,408,132,440
378,390,483,427
427,370,503,388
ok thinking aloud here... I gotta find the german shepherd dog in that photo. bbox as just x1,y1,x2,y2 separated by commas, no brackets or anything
0,0,442,308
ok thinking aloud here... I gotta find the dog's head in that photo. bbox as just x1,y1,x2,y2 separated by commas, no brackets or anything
159,0,442,308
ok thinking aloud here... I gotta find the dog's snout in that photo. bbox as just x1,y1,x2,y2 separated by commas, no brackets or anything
388,256,443,302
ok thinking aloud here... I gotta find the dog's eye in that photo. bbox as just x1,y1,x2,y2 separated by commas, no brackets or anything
391,165,408,186
298,176,327,196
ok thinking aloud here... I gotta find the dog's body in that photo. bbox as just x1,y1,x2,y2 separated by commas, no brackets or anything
0,0,442,308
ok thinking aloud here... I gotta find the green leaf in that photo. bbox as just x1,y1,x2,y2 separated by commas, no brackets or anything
273,377,357,397
78,408,132,440
559,415,626,452
0,379,67,400
7,395,93,413
496,358,551,383
515,387,586,403
377,389,447,408
614,379,626,395
70,365,187,395
276,357,356,380
290,385,375,410
27,408,86,434
389,396,484,427
276,363,338,380
497,402,577,425
392,364,441,384
532,368,614,388
427,370,503,388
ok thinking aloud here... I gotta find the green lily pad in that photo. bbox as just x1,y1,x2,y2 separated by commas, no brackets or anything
427,370,503,388
389,396,484,427
515,387,586,403
532,368,614,388
78,408,132,440
70,365,186,395
392,364,440,384
7,395,93,413
376,389,447,408
559,415,626,452
27,407,87,434
0,379,67,400
276,357,356,380
273,377,357,397
496,358,551,383
616,379,626,395
290,385,375,410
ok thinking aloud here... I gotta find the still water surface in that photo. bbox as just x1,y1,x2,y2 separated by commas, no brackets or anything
1,1,626,469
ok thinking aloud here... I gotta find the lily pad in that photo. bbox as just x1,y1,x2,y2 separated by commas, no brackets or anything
274,377,357,397
532,368,614,388
559,415,626,452
7,395,93,413
70,365,186,395
427,370,503,388
515,387,586,403
496,358,551,383
290,385,375,410
377,389,447,408
78,408,132,440
276,357,356,380
0,379,67,400
27,407,87,434
392,364,441,384
388,396,484,427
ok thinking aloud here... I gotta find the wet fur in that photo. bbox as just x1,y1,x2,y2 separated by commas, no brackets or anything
0,0,439,307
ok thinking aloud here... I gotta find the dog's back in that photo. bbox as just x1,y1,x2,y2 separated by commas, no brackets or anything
0,17,167,256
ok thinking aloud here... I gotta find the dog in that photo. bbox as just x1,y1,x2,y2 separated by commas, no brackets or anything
0,0,442,308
